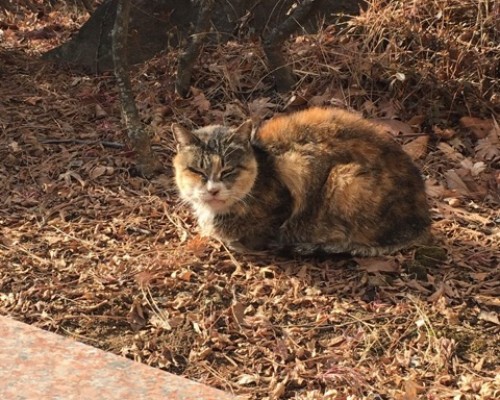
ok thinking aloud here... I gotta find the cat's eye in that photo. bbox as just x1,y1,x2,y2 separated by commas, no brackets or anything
187,167,207,179
221,167,238,179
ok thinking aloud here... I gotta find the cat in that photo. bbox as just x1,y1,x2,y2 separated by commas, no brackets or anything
171,107,431,256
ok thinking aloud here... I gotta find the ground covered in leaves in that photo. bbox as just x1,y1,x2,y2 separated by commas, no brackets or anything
1,2,499,399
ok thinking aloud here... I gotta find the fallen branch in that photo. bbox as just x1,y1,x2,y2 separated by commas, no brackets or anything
40,139,125,149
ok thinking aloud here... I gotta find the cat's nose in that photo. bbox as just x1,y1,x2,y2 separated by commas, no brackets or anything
206,181,221,196
208,187,220,196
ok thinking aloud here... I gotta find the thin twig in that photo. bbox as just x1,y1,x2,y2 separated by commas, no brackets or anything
40,139,126,149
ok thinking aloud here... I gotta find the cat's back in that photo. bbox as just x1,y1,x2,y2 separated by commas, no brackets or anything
256,107,388,147
253,107,430,252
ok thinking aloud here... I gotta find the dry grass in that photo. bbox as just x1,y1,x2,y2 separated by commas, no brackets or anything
291,0,500,119
1,1,500,399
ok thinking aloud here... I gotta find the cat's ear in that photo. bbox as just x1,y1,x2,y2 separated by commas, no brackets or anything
172,123,198,148
233,120,253,142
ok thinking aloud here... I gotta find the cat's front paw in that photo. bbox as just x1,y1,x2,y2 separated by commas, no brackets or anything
226,240,250,253
226,240,271,255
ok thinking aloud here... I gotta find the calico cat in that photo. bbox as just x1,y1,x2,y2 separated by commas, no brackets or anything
171,107,431,256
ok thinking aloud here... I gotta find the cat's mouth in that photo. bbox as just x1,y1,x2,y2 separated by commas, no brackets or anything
201,197,229,209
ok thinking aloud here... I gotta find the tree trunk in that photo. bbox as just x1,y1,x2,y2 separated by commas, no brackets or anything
112,0,161,177
175,0,215,97
262,0,318,92
43,0,365,73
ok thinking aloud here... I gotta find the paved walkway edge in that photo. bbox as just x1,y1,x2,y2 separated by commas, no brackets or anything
0,316,235,400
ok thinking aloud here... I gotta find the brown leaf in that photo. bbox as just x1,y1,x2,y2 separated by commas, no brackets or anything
372,118,414,136
24,96,43,106
432,126,456,139
230,301,246,325
475,125,500,161
176,269,193,282
460,159,486,177
89,166,108,179
425,178,454,199
404,378,422,400
428,282,445,302
308,94,330,106
402,135,429,160
437,142,464,162
59,171,86,187
478,310,500,325
269,377,287,400
459,116,493,139
248,97,276,122
407,114,425,128
191,87,211,112
444,169,470,195
354,257,400,273
94,103,108,118
127,301,147,330
236,374,259,385
8,141,21,153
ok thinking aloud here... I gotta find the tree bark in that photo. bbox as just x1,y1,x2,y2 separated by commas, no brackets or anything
262,0,317,92
175,0,215,97
44,0,365,73
112,0,161,177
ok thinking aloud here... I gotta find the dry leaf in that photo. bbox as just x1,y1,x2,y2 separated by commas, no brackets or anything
191,87,211,112
308,94,330,106
460,159,486,177
444,169,470,195
127,301,147,330
407,114,425,128
236,374,259,385
354,257,400,273
150,314,172,330
378,100,399,118
475,126,500,161
284,93,307,109
478,310,500,325
269,378,287,400
59,171,86,187
89,165,108,179
433,126,456,139
425,178,453,199
231,301,246,325
176,269,193,282
372,118,414,136
404,379,422,400
248,97,276,122
459,116,493,139
437,142,464,162
8,141,21,153
428,283,446,302
402,135,429,160
24,96,43,105
95,103,107,118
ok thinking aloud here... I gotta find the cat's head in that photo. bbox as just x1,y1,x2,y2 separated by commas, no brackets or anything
171,121,257,214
